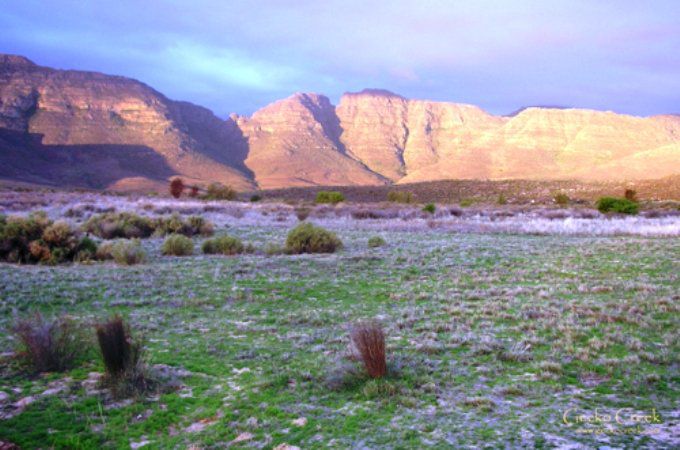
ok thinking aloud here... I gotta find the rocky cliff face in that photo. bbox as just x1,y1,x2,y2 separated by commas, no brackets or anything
0,54,254,191
1,54,678,192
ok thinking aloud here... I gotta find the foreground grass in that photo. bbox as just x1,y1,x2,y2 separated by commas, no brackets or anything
0,227,678,448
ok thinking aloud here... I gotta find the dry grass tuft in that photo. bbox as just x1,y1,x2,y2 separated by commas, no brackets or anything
350,321,387,378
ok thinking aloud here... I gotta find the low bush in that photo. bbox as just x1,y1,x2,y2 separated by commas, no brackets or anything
250,194,262,202
624,189,637,202
497,193,507,205
422,203,436,214
12,313,86,373
161,234,194,256
315,191,345,204
596,197,639,215
110,240,146,265
553,192,570,206
202,235,244,255
95,316,149,397
0,212,96,264
387,191,414,203
295,207,311,221
285,223,342,254
367,236,386,248
203,183,237,200
83,212,155,239
83,212,214,239
351,321,387,378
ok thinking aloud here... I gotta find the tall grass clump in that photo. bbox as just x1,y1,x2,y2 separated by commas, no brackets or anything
95,316,149,397
387,191,414,203
285,223,342,254
202,235,244,255
596,197,639,215
351,321,387,378
315,191,345,204
161,234,193,256
12,313,86,373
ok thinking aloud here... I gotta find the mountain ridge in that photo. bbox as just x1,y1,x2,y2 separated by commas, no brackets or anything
1,53,678,191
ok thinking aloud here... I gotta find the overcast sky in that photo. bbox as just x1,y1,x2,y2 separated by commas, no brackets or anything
1,0,678,117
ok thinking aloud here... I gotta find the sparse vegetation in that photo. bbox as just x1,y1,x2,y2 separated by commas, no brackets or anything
387,191,414,203
203,183,237,200
350,321,387,378
497,193,507,205
83,212,213,239
161,234,194,256
12,313,86,373
285,222,342,254
109,239,147,265
367,236,386,247
202,235,245,255
596,196,639,214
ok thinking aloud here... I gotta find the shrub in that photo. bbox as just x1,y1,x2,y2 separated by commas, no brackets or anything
0,213,95,264
161,234,193,256
250,194,262,202
460,199,474,207
204,183,237,200
295,207,311,221
95,316,148,397
596,197,639,215
285,223,342,254
154,213,214,237
422,203,436,214
350,321,387,378
497,193,507,205
367,236,386,248
553,192,569,206
83,212,155,239
110,240,146,265
12,313,85,373
315,191,345,204
169,177,184,198
624,189,637,202
387,191,414,203
202,235,244,255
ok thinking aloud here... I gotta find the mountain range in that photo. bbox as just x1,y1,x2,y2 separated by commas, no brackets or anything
1,54,678,192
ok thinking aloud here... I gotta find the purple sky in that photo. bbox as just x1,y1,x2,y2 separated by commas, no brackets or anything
1,0,679,117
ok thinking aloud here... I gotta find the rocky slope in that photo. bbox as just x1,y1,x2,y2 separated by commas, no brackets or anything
0,54,254,191
1,54,678,192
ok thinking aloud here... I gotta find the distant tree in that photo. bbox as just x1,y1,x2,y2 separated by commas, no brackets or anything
624,189,637,202
169,178,184,199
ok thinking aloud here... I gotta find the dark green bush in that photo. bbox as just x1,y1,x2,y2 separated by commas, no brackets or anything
422,203,436,214
315,191,345,204
285,223,342,254
596,197,639,215
203,183,237,200
161,234,194,256
202,235,245,255
0,212,95,264
367,236,386,248
387,191,414,203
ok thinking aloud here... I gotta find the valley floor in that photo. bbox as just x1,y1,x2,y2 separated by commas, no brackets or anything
0,194,679,448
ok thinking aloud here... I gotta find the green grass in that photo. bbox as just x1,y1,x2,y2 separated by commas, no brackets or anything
0,227,678,448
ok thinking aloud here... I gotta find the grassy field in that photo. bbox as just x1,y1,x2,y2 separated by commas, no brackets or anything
1,214,678,448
